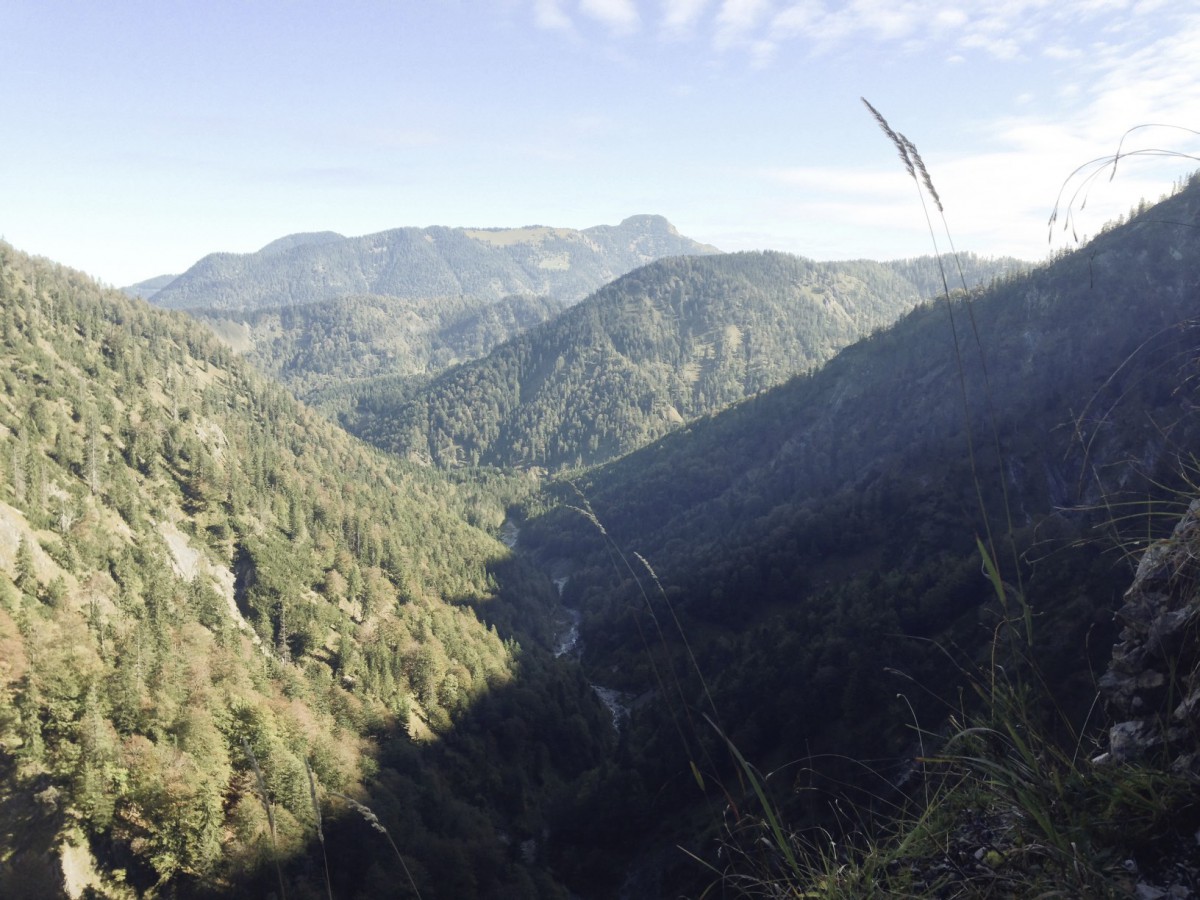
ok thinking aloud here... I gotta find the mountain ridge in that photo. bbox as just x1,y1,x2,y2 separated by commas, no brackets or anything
144,214,720,313
511,175,1200,892
340,249,1023,470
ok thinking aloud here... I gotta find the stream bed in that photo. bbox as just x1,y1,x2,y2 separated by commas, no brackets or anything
503,518,633,732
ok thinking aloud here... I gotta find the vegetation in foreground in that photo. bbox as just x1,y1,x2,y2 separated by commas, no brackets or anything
515,137,1200,894
686,123,1200,899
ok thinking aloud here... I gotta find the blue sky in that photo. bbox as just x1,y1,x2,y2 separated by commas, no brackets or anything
3,0,1199,286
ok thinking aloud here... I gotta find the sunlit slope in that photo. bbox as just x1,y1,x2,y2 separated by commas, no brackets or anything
146,215,720,313
0,243,610,898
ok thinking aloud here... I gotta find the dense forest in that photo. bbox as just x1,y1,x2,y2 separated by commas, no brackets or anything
143,215,719,313
0,243,616,898
198,291,568,402
3,174,1199,899
513,175,1200,892
340,251,1023,470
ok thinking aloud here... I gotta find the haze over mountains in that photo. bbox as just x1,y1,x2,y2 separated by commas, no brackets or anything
129,215,722,404
135,215,720,312
131,216,1022,468
4,178,1200,898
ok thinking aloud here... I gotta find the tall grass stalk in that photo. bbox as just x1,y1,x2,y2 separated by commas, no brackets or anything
305,759,334,900
242,738,287,900
697,102,1096,897
1068,320,1200,564
862,98,1030,642
1049,124,1200,245
567,113,1200,897
567,487,731,794
1049,133,1200,569
331,791,424,900
700,110,1200,899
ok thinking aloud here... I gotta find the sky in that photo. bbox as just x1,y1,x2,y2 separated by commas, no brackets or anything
3,0,1199,287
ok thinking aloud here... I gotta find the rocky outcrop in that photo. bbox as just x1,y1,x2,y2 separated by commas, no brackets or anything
1099,499,1200,772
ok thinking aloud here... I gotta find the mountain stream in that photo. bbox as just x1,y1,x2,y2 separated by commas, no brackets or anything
503,519,630,732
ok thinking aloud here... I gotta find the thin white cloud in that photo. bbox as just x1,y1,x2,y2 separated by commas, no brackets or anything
753,4,1200,262
769,0,819,38
533,0,573,31
715,0,774,50
960,32,1022,59
748,0,1162,66
495,2,1200,265
526,0,1184,76
967,11,1200,242
1042,43,1081,59
748,37,777,67
767,0,958,57
838,0,923,41
661,0,710,37
580,0,642,32
518,0,1199,98
932,7,968,29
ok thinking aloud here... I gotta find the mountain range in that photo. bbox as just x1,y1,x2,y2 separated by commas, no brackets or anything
136,215,720,313
340,250,1024,469
3,175,1199,899
128,216,721,404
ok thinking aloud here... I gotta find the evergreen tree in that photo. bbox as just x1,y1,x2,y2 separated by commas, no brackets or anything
13,536,37,599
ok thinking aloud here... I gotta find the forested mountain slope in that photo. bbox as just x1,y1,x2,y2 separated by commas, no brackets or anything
136,216,719,407
0,243,613,899
517,178,1200,892
342,250,1021,470
145,215,719,313
201,290,569,402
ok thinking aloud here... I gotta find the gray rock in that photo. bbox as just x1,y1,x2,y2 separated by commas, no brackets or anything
1099,500,1200,769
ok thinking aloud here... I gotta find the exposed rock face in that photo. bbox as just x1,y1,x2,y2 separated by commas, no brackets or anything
1099,499,1200,772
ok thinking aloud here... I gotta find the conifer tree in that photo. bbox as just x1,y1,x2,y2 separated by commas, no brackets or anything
13,535,37,599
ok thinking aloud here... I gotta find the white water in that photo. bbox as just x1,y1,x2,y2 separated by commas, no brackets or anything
551,604,631,732
500,518,632,733
500,520,520,549
554,605,581,658
592,685,631,733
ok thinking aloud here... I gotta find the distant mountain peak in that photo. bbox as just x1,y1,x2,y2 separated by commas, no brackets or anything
615,213,677,233
121,272,181,301
146,217,720,313
257,231,345,256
